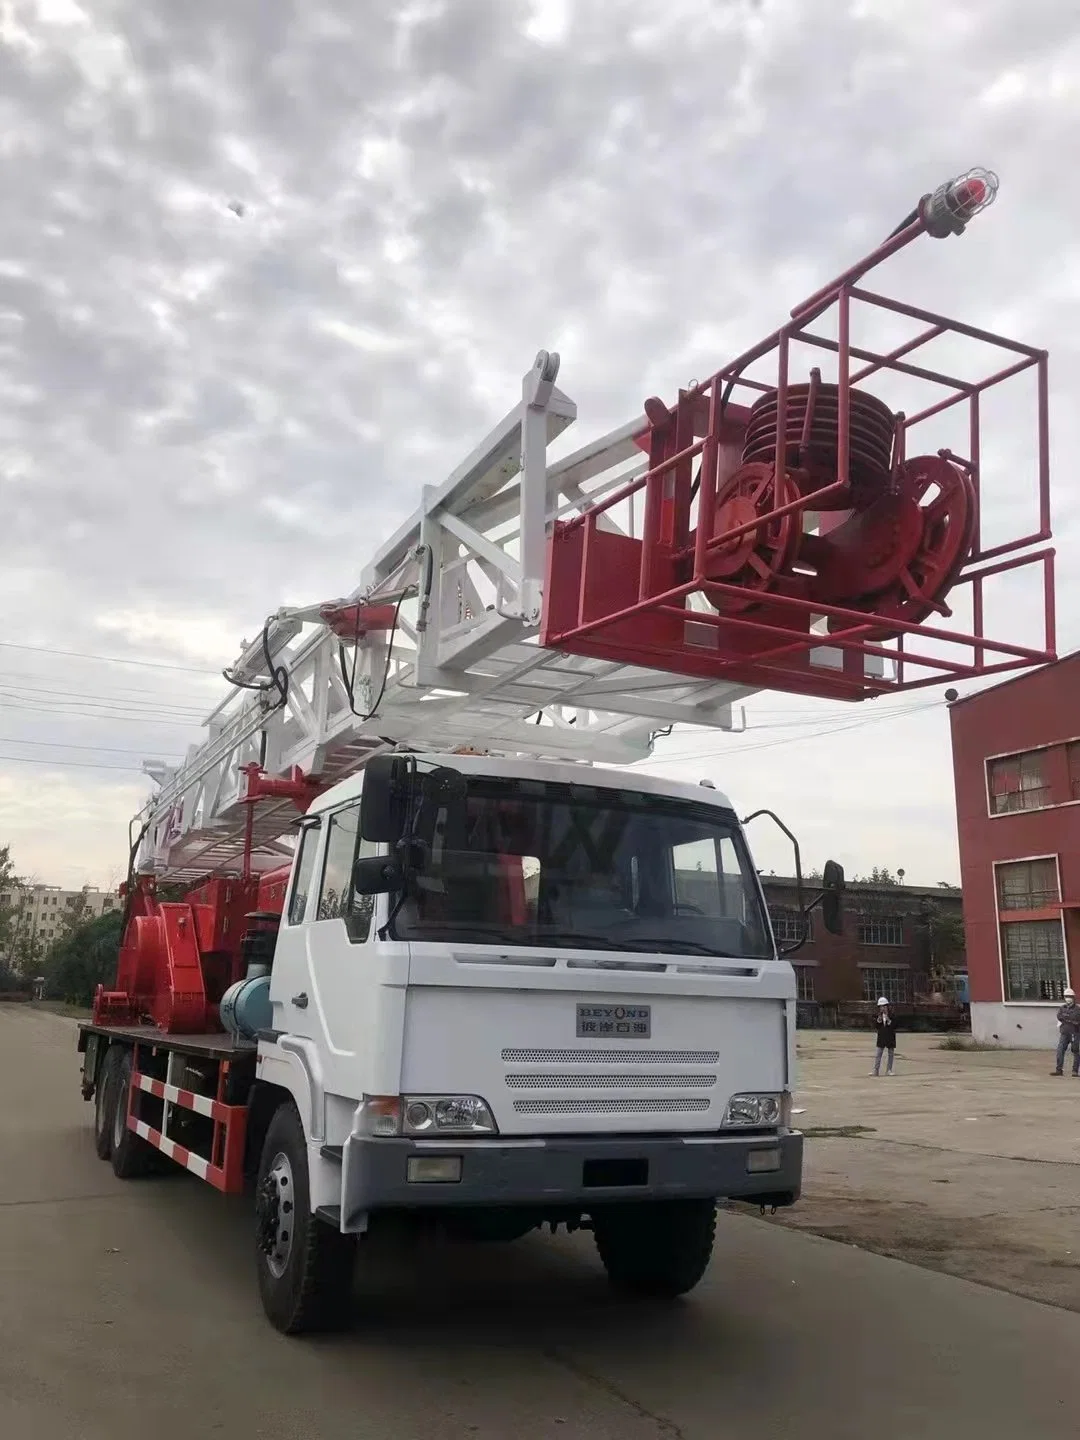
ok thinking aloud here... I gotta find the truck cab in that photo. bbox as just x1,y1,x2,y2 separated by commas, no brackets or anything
248,752,837,1332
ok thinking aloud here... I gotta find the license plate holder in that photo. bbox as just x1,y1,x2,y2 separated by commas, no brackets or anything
576,1003,652,1039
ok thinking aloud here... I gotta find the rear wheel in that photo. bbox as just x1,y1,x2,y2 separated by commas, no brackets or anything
110,1049,154,1179
593,1199,717,1299
94,1046,121,1160
254,1102,357,1335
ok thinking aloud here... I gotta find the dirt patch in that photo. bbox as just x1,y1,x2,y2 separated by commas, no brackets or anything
761,1191,1080,1313
801,1125,877,1139
757,1032,1080,1312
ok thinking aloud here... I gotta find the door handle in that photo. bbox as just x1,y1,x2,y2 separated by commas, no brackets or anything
291,992,309,1010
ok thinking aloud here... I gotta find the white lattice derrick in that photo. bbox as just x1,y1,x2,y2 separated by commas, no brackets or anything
137,351,758,880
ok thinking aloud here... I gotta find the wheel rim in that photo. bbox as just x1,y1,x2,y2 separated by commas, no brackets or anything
95,1071,110,1139
256,1150,295,1279
112,1071,128,1150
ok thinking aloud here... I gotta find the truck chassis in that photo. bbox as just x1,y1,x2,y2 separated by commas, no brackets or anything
80,1024,256,1192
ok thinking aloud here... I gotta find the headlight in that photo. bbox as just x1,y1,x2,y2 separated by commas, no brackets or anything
722,1092,787,1128
356,1094,498,1137
429,1100,501,1134
418,1095,497,1135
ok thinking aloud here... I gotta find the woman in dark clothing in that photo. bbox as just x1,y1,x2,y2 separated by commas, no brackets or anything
872,998,897,1076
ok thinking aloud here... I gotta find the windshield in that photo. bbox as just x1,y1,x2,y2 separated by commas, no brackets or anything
392,776,772,959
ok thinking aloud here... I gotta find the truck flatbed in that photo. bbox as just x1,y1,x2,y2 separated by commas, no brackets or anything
77,1022,255,1062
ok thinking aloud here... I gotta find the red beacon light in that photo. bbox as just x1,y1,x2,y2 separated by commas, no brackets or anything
921,167,999,237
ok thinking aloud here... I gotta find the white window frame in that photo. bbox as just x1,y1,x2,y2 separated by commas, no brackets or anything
794,965,816,1002
993,851,1069,1005
983,733,1080,819
857,914,905,947
860,966,911,1004
770,906,812,944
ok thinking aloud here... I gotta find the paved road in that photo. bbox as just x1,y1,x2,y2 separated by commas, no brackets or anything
2,1005,1077,1440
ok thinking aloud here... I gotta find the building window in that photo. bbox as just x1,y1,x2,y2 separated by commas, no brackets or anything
862,967,910,1004
857,915,904,946
1068,742,1080,802
987,749,1051,814
995,858,1059,912
794,966,815,1002
1002,919,1068,1002
770,907,812,944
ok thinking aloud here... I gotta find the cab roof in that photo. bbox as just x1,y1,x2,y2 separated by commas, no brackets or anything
306,752,735,818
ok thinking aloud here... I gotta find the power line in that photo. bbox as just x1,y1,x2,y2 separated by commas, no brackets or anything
0,753,153,773
0,671,216,704
0,690,207,720
1,678,209,709
0,640,222,675
651,698,942,763
0,702,208,731
0,736,181,758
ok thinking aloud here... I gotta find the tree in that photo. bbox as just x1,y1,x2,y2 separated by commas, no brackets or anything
0,844,17,954
41,908,123,1010
0,846,33,993
927,905,967,967
57,888,90,943
853,867,900,886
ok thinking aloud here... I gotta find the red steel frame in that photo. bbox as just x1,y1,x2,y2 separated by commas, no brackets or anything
541,213,1055,701
126,1043,248,1193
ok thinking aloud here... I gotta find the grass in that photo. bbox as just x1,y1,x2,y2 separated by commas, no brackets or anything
936,1035,1001,1052
29,999,92,1021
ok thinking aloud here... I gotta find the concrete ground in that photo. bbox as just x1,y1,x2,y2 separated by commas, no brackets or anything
761,1030,1080,1311
2,1005,1079,1440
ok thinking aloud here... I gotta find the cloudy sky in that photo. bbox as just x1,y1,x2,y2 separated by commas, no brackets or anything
2,0,1078,891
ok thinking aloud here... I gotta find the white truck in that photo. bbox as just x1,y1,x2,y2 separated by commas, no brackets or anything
80,745,843,1333
75,336,846,1334
78,174,1018,1330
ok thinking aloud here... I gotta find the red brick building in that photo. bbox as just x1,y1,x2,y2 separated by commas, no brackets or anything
759,876,965,1019
949,652,1080,1047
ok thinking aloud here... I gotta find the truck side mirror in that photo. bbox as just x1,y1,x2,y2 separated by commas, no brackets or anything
821,859,845,935
352,855,405,896
359,755,412,843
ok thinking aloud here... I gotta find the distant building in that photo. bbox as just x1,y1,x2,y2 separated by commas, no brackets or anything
949,653,1080,1048
0,882,117,958
759,875,966,1018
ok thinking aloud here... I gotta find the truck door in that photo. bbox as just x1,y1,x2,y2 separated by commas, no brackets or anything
271,802,386,1091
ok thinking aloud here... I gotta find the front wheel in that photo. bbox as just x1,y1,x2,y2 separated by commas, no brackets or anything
254,1102,357,1335
593,1199,717,1299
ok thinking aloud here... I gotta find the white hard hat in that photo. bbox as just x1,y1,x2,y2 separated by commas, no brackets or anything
877,996,890,1007
1066,987,1076,998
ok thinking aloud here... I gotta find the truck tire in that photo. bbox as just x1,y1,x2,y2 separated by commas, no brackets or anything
94,1046,121,1161
254,1101,357,1335
110,1049,154,1179
592,1199,717,1299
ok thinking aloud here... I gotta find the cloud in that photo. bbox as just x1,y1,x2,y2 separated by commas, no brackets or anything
0,0,1077,886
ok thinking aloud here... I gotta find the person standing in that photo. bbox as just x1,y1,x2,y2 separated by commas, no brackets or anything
1051,986,1080,1077
871,997,897,1076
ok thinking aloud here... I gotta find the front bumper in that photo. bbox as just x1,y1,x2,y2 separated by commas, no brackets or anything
339,1129,802,1222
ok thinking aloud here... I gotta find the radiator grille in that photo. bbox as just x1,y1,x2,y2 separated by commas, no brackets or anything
513,1097,710,1114
501,1048,720,1064
505,1072,716,1089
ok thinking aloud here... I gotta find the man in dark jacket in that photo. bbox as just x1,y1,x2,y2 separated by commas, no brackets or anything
872,998,897,1076
1052,986,1080,1077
